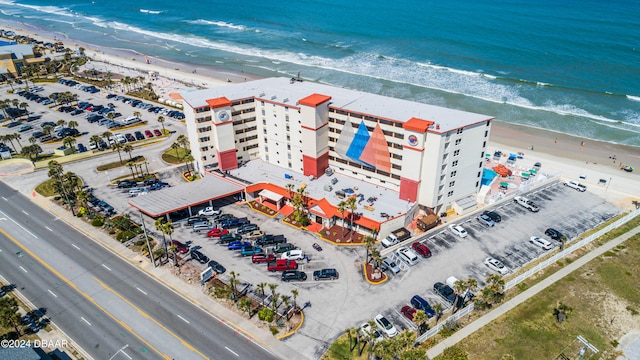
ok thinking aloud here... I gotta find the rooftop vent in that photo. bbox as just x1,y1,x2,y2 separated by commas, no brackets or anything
259,92,265,97
283,98,289,103
271,95,277,100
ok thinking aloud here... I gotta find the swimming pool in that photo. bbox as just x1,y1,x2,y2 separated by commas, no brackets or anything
481,168,498,186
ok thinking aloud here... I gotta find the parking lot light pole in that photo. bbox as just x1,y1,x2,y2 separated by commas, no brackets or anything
606,177,612,191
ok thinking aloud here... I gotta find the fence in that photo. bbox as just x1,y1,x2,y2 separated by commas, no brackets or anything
416,208,640,344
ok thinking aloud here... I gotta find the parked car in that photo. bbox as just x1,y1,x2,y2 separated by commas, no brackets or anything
280,249,305,261
545,228,565,241
198,206,221,217
273,242,296,254
400,306,417,321
117,179,137,188
267,259,298,272
18,125,32,132
207,260,226,274
564,180,586,192
228,241,251,250
251,253,275,264
245,230,265,240
190,249,209,264
514,195,539,212
448,224,468,238
256,234,286,246
145,129,153,138
482,210,502,223
382,257,401,274
186,215,208,225
153,129,162,136
313,268,338,280
125,133,135,142
237,224,259,234
410,295,435,317
281,270,307,282
374,314,398,338
484,257,509,275
360,323,383,342
170,240,189,254
411,242,431,258
433,282,457,304
134,131,145,140
207,228,229,238
219,233,242,244
529,236,553,250
476,213,496,227
396,247,419,265
241,245,263,256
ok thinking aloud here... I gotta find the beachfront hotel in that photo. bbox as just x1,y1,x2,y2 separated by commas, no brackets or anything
180,78,492,236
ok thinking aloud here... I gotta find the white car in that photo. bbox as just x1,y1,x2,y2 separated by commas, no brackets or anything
564,180,586,192
374,314,398,338
529,236,553,250
484,257,509,275
360,322,383,342
281,249,305,261
198,206,221,216
448,224,468,238
396,247,419,266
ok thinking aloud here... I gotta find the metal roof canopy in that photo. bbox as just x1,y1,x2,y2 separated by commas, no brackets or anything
258,189,284,203
129,175,244,217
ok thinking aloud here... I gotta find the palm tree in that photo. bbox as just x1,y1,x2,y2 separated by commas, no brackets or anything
63,136,76,152
127,163,136,178
290,288,299,312
76,189,91,213
20,144,42,164
171,142,181,159
280,295,291,320
229,271,240,301
56,119,66,127
432,303,444,324
18,102,28,117
122,143,134,160
337,200,347,239
346,196,357,240
183,153,195,175
452,279,467,313
238,298,252,319
364,234,375,264
270,293,280,313
157,115,165,134
2,134,16,152
11,133,23,151
111,141,124,163
133,110,141,120
346,327,358,353
89,135,102,150
0,99,9,118
412,310,428,335
28,136,36,144
257,282,268,301
67,120,78,129
154,218,168,260
42,125,54,137
176,134,189,150
101,131,113,147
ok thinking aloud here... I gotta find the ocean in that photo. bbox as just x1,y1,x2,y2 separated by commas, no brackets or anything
1,0,639,147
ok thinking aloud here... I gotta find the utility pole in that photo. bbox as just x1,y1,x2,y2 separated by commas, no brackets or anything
139,211,156,268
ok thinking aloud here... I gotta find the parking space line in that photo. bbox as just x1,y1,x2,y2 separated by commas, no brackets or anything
19,266,28,273
101,264,112,271
80,316,92,326
177,315,190,324
72,244,80,250
48,289,57,298
136,287,147,296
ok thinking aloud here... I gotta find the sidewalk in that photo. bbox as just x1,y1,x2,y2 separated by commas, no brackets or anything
29,193,305,360
427,224,640,358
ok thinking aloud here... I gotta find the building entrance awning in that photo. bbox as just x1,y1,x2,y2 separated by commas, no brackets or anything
259,189,284,203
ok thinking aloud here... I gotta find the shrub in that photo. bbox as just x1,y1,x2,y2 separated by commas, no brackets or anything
135,240,145,246
269,326,279,335
92,215,104,227
258,307,275,322
116,231,136,242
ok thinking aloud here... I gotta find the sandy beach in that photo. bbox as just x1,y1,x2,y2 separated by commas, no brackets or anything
4,24,640,202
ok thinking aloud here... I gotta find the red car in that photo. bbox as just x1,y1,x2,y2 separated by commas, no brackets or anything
207,228,229,238
170,240,189,254
145,129,153,138
153,129,162,136
401,305,417,321
252,253,275,264
412,241,432,258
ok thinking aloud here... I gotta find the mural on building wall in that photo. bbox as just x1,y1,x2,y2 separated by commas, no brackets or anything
335,118,391,173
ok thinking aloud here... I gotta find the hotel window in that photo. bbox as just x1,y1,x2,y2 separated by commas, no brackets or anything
287,144,291,150
287,135,290,141
264,146,269,152
199,136,210,142
264,138,268,143
263,129,267,134
479,161,483,168
455,139,462,145
263,119,266,125
449,181,455,187
286,125,290,131
453,150,460,156
265,155,269,161
476,181,480,187
483,141,486,148
456,128,463,134
447,191,454,197
285,115,289,122
200,146,209,151
261,110,265,115
288,154,291,159
288,162,292,168
485,130,489,137
452,160,458,167
450,171,457,177
477,171,481,177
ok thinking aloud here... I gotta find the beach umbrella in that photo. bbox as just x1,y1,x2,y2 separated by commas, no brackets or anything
500,181,509,188
529,169,537,174
521,172,530,177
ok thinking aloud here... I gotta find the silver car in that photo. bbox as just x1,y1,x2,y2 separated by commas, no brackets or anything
477,213,495,227
382,257,401,274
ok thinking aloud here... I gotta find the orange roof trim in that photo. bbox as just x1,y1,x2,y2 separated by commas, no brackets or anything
298,93,332,107
403,117,434,133
206,97,232,109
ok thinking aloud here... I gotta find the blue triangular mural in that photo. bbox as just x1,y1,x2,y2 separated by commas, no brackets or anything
346,121,372,166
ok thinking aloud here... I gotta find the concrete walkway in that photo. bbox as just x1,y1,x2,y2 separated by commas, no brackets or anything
427,224,640,358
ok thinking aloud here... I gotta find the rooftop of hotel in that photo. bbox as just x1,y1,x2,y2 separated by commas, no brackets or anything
180,77,492,133
227,159,412,224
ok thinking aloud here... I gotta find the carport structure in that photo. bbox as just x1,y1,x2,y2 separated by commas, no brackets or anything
128,174,244,220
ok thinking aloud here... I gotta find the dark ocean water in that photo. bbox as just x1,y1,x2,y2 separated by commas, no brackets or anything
1,0,639,146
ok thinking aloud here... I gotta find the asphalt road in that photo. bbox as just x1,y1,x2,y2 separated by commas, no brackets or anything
0,182,279,360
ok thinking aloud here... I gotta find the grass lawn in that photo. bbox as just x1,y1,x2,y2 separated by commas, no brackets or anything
34,178,58,197
162,146,189,164
448,229,640,359
96,155,146,171
321,333,370,360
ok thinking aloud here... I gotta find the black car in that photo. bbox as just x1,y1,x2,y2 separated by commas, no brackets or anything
281,270,307,282
433,282,458,305
6,121,22,128
32,131,45,138
191,250,209,264
97,201,114,214
207,260,226,274
187,215,208,225
125,133,135,142
134,131,145,140
41,121,56,128
482,210,502,223
545,228,565,241
313,268,338,281
256,234,286,246
117,179,137,188
70,109,84,116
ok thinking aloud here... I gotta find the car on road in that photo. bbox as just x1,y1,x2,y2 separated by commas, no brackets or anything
545,228,565,241
281,270,307,282
313,268,339,280
514,195,540,212
198,206,221,216
170,240,189,254
476,213,496,227
412,242,432,258
448,224,468,238
251,253,275,264
484,257,509,275
529,236,553,250
564,180,586,192
396,247,419,265
433,282,457,304
281,249,305,261
241,245,263,256
482,210,502,223
190,249,209,264
400,306,417,321
207,260,226,274
410,295,436,317
207,228,229,238
360,323,384,342
228,241,251,250
382,257,401,274
374,314,398,338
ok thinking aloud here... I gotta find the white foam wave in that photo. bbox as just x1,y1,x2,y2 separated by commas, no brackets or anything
627,95,640,102
9,2,74,17
140,9,164,15
186,19,245,31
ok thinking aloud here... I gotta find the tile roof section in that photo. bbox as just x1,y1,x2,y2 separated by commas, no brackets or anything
403,117,434,133
206,97,232,109
298,93,332,107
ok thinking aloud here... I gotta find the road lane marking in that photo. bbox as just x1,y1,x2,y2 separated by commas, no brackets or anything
121,350,133,360
19,266,28,273
72,244,80,250
1,210,38,239
22,210,29,216
225,347,239,357
93,277,206,359
177,315,190,324
48,290,57,298
81,317,91,326
0,228,171,360
102,264,112,271
136,287,147,296
1,196,6,201
45,226,53,232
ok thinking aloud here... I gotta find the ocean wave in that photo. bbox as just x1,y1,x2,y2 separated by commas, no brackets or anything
627,95,640,102
186,19,245,31
9,2,73,17
140,9,164,15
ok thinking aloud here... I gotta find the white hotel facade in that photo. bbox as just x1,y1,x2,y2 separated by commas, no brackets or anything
181,77,493,214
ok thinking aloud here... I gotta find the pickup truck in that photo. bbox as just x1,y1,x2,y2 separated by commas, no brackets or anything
252,253,275,264
267,259,298,272
382,227,412,247
514,196,539,212
241,245,263,256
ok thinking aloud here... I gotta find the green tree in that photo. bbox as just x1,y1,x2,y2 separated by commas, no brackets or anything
90,134,102,150
290,288,299,311
337,200,347,239
20,144,43,164
432,303,444,324
111,141,124,164
238,297,252,319
67,120,79,129
413,310,428,335
346,196,357,240
0,297,23,336
63,136,77,152
157,115,166,134
101,131,113,147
